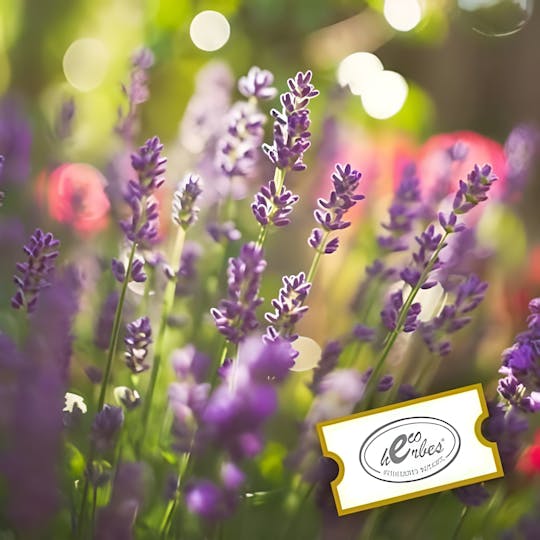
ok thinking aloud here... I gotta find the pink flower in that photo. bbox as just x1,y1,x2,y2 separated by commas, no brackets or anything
44,163,110,235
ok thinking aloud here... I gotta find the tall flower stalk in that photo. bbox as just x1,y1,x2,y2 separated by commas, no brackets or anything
138,174,202,455
361,164,497,407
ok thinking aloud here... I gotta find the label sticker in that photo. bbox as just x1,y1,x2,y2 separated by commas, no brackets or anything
316,384,503,515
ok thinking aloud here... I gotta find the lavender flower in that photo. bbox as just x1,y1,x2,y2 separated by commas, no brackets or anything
452,164,498,215
211,242,266,344
264,272,311,342
130,257,147,282
185,480,226,520
377,164,421,253
381,290,421,333
217,101,266,179
497,298,540,413
454,483,491,507
263,70,319,171
352,324,376,343
95,462,145,539
116,47,154,140
309,163,364,254
309,341,343,394
238,66,277,100
11,228,60,313
124,316,152,374
92,405,124,453
111,258,126,282
94,292,119,350
420,274,488,356
251,178,299,227
207,221,241,243
172,174,203,229
120,136,166,244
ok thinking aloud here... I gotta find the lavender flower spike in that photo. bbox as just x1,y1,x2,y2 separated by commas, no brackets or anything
172,174,203,230
120,136,166,244
91,405,124,453
263,70,319,171
238,67,277,101
252,178,299,227
309,163,364,255
265,272,312,341
124,316,152,374
11,228,60,313
211,242,266,344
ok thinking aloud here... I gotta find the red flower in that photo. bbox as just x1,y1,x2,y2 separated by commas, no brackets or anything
43,163,110,235
517,430,540,476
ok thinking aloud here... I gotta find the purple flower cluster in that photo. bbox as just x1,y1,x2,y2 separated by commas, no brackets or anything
238,66,277,101
91,405,124,453
217,101,266,179
172,174,203,230
400,224,444,290
94,292,119,350
263,70,319,171
498,298,540,412
309,163,364,254
251,177,299,227
380,290,421,333
420,274,488,356
264,272,311,342
11,228,60,313
111,255,147,283
120,136,166,244
116,47,154,140
124,316,152,374
206,221,241,243
211,242,266,344
378,164,421,253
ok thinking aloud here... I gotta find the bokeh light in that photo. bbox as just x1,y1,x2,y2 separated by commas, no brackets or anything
62,38,109,92
361,70,409,120
290,336,322,372
189,11,230,52
337,52,384,96
384,0,423,32
458,0,533,36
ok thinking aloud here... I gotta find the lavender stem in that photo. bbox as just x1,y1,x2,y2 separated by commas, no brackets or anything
97,241,137,412
361,231,450,408
139,226,186,455
256,167,286,248
306,230,330,284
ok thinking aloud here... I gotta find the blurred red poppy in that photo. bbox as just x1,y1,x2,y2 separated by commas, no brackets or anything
517,430,540,476
42,163,110,235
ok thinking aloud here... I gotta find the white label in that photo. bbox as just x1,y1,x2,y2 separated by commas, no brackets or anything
317,384,503,515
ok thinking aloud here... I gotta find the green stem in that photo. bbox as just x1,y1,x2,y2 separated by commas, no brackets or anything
97,241,138,412
139,227,186,456
256,167,286,250
451,506,469,540
279,483,315,540
306,231,330,284
361,232,449,409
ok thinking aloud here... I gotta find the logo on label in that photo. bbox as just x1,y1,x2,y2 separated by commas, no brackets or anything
359,416,460,483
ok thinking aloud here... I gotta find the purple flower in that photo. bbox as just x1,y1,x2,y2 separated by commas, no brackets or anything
381,290,421,333
130,257,147,282
124,316,152,374
11,228,60,313
111,258,126,282
120,136,166,244
95,462,145,540
185,480,227,520
420,274,487,356
172,174,203,229
211,242,266,344
378,164,421,253
251,178,299,227
94,292,120,350
116,46,154,140
309,341,343,394
352,324,376,343
217,100,266,179
452,164,498,215
309,163,364,256
206,221,241,243
264,272,311,342
92,405,124,453
238,66,277,100
263,70,319,171
453,483,490,507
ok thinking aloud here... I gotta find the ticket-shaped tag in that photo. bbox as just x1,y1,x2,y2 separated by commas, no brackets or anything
317,384,503,515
